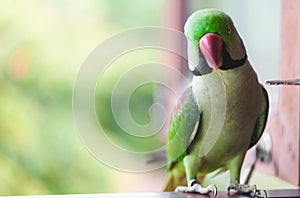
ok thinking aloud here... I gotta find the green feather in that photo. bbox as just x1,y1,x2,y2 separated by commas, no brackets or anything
249,85,269,148
167,86,201,169
184,9,233,48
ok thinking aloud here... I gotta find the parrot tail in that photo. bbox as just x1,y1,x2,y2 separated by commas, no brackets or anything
163,171,187,192
163,164,205,192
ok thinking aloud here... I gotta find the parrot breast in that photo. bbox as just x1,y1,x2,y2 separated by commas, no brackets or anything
190,61,264,172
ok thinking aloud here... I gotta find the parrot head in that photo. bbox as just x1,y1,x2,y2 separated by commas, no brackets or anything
184,9,247,75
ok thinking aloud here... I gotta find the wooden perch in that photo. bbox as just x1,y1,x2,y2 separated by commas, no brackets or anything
5,190,300,198
266,78,300,85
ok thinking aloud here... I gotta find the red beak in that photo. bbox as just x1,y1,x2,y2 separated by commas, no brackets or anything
199,33,224,70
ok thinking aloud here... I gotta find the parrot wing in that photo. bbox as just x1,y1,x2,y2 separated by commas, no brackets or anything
249,85,269,148
167,86,201,170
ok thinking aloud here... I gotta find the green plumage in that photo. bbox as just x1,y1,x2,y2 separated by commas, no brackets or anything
164,9,269,192
185,9,233,47
167,87,201,169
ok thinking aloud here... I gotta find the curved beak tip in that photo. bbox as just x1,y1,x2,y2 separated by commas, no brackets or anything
199,33,224,70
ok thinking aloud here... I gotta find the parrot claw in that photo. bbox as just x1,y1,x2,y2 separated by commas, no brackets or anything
255,189,268,198
227,182,267,197
175,181,217,197
228,182,256,195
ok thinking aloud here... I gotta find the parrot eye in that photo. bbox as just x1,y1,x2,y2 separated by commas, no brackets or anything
227,27,232,34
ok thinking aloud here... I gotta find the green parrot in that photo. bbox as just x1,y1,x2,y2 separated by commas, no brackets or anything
164,9,269,197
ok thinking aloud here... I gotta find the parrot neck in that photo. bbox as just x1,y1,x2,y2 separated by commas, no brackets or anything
220,50,247,70
191,52,247,76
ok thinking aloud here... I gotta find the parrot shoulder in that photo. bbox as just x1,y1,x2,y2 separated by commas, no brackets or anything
167,86,202,170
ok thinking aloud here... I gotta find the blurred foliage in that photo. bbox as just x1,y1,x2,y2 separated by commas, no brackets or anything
0,0,163,195
95,49,165,153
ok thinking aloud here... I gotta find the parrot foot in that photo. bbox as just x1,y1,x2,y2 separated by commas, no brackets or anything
175,179,217,197
227,182,267,197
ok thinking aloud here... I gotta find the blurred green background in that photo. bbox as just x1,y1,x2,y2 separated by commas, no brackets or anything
0,0,165,195
0,0,288,196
